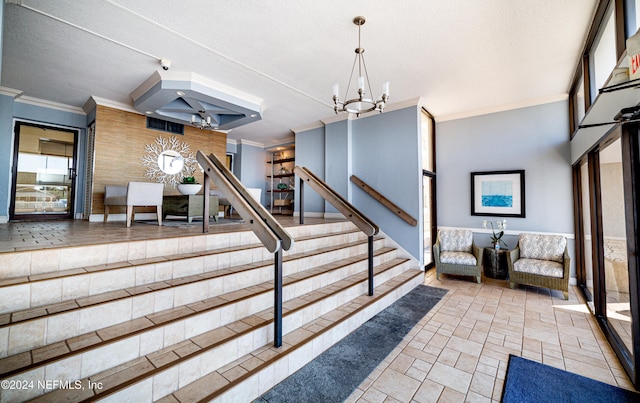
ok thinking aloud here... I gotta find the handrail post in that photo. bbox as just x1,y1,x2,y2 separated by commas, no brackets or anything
368,235,374,296
299,177,304,224
274,250,283,347
203,169,211,233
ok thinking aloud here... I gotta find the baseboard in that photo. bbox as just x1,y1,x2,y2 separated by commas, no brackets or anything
90,213,159,222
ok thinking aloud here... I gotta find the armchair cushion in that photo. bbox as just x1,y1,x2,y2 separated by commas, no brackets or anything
440,251,477,266
519,233,566,263
513,258,564,278
434,229,482,283
439,229,473,253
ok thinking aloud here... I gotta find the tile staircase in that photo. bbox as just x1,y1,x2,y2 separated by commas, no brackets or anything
0,221,423,402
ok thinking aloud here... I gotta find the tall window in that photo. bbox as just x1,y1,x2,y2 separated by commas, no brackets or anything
421,109,436,268
589,3,617,101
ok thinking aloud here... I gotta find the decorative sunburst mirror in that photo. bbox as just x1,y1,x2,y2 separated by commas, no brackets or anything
141,136,197,188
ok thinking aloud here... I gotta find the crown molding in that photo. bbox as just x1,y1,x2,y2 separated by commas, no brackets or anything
237,139,265,148
0,86,23,98
88,96,140,114
292,121,324,134
264,137,295,150
15,95,85,115
435,93,569,122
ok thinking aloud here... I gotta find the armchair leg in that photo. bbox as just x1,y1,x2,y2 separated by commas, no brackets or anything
126,206,133,227
476,275,481,284
104,206,109,223
509,281,515,290
436,272,441,281
562,291,569,300
157,206,162,226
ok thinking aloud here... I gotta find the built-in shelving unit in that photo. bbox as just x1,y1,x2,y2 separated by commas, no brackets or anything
266,146,295,215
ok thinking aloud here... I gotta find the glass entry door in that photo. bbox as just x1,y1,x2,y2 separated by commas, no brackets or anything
598,137,634,356
10,122,77,220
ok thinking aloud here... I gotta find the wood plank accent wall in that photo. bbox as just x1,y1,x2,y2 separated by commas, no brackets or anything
91,105,227,215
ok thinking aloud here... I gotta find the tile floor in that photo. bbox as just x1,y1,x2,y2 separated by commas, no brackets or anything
349,270,636,402
1,220,637,401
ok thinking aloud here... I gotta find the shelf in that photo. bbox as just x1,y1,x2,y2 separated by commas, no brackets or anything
267,157,295,164
267,148,295,215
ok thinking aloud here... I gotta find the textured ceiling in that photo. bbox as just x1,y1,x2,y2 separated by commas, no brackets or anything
1,0,598,145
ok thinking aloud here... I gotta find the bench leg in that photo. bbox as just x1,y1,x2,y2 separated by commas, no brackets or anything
104,206,109,222
157,206,162,226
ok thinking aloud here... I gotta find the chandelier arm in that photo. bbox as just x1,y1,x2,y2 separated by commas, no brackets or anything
343,54,360,103
360,54,374,100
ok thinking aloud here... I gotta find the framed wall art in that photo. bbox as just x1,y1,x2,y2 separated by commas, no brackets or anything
471,170,525,217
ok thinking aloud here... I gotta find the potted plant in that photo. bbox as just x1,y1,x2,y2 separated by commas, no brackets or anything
177,176,202,195
483,219,507,249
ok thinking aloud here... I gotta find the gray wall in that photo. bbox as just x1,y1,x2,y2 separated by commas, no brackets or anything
436,101,575,270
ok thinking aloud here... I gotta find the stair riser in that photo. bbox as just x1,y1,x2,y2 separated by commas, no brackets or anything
103,269,423,403
80,264,418,403
214,273,424,403
0,232,373,315
0,242,391,357
1,261,413,402
0,222,357,280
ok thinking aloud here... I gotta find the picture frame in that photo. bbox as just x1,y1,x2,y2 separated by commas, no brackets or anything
471,170,525,217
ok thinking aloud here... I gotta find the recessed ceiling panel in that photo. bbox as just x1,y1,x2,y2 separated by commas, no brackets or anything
131,71,263,131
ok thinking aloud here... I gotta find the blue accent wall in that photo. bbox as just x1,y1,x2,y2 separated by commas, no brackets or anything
236,142,266,204
436,101,574,272
352,107,422,262
296,106,424,263
324,119,350,214
295,126,326,214
0,95,14,219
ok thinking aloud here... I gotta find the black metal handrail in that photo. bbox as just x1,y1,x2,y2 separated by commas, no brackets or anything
196,151,294,347
294,166,379,295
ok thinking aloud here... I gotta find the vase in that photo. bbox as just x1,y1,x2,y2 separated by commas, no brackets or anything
177,184,202,195
494,244,500,250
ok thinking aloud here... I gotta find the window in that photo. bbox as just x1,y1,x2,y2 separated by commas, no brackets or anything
589,3,617,101
146,117,184,135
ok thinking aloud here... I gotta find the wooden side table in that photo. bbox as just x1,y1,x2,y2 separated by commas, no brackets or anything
483,247,509,280
163,195,219,223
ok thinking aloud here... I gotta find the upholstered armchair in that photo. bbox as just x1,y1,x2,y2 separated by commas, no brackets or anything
433,229,483,283
507,233,570,299
126,182,164,227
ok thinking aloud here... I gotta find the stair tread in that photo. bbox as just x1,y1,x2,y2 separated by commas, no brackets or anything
167,269,423,403
30,263,421,403
0,248,401,378
1,236,385,329
0,228,363,286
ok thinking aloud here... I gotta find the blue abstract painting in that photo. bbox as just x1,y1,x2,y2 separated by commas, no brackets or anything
481,180,513,207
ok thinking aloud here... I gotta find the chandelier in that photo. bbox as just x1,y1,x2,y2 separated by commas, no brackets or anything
333,16,389,117
191,113,214,130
